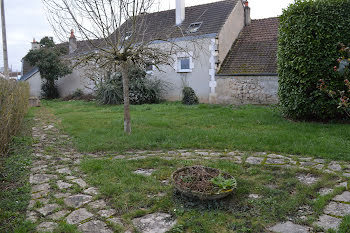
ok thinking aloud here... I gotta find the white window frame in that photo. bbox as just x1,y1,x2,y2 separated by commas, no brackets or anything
145,64,154,75
175,52,194,73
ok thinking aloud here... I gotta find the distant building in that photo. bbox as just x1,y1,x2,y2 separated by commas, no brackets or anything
20,0,279,105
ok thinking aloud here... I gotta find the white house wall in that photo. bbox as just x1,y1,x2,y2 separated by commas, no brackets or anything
56,67,95,97
151,37,213,103
27,72,42,97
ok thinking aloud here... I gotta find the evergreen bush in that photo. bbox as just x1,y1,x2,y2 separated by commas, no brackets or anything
182,87,199,105
96,66,167,105
278,0,350,120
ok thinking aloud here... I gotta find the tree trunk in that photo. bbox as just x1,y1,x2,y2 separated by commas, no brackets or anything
121,62,131,134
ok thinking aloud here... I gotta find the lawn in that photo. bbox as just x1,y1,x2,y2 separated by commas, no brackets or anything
80,156,350,232
44,100,350,161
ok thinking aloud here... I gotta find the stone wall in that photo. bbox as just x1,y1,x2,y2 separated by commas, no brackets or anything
216,75,279,105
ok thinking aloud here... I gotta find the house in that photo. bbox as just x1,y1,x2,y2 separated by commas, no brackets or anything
20,0,279,105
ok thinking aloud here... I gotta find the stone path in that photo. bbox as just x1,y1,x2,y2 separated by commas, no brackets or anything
27,109,350,232
27,112,122,232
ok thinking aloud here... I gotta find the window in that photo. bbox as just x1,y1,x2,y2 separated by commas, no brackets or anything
187,22,202,33
175,52,194,73
179,57,190,70
145,64,154,74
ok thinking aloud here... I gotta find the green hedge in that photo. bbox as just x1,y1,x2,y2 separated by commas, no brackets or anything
0,79,29,155
278,0,350,120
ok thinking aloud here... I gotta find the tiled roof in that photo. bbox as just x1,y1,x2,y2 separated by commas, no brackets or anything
117,0,239,43
20,67,39,81
60,0,239,55
219,17,279,75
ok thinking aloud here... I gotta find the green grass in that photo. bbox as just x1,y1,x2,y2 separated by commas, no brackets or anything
44,101,350,160
0,112,35,233
80,156,344,232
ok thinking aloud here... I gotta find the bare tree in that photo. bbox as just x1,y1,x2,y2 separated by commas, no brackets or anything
42,0,184,134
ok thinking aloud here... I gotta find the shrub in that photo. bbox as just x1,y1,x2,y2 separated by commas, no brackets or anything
182,87,199,105
96,66,167,105
278,0,350,120
319,43,350,118
0,79,30,155
41,80,59,99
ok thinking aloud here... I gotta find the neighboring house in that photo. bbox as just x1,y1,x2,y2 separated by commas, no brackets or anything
20,0,279,105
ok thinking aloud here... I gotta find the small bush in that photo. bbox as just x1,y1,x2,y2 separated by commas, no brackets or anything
278,0,350,120
96,66,167,105
0,79,29,155
72,89,84,98
182,87,199,105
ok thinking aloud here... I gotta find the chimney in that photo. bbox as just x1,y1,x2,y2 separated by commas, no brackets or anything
31,38,40,50
69,29,77,54
244,1,251,26
176,0,185,25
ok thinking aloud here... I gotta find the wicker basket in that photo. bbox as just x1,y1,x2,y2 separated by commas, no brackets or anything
172,166,235,200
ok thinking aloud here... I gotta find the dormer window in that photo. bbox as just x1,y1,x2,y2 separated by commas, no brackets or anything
187,22,202,33
124,31,132,41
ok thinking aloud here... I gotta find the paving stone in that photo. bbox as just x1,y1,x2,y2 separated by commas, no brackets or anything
296,174,319,185
245,157,264,165
196,151,209,156
299,161,317,167
328,162,342,171
78,220,113,233
248,194,261,199
48,210,70,220
181,152,192,156
57,167,72,174
267,154,284,159
64,194,92,208
324,201,350,217
336,182,348,188
30,174,57,184
98,209,116,218
36,222,58,232
333,191,350,202
318,188,334,196
89,200,107,209
65,176,77,180
31,165,48,172
71,178,88,188
26,211,38,222
54,193,71,199
269,221,312,233
74,159,81,165
57,180,73,189
343,173,350,177
107,217,123,225
84,187,99,195
313,164,324,170
133,169,155,176
31,190,49,199
313,215,342,231
66,208,93,225
314,159,326,163
31,183,50,193
37,204,59,216
132,213,177,233
114,155,126,159
265,158,285,165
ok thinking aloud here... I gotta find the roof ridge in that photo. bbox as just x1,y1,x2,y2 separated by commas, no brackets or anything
251,17,279,22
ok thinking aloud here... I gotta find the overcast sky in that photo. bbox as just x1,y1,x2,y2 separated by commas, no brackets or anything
1,0,294,71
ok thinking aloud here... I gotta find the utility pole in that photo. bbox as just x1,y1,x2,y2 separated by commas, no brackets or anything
1,0,9,79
